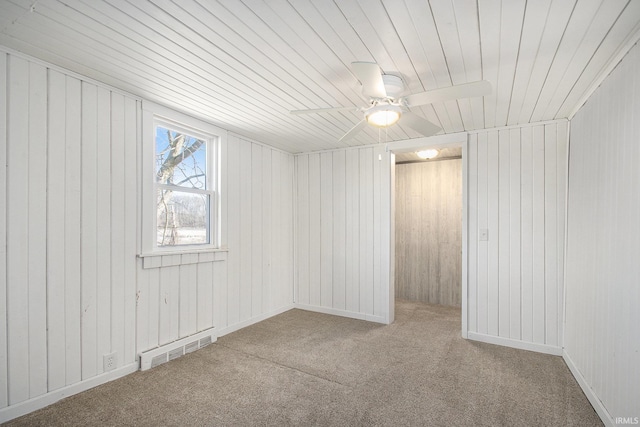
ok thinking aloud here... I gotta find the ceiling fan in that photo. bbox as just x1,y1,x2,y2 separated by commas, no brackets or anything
290,62,492,142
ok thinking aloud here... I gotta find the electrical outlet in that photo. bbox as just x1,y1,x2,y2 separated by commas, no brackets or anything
103,352,117,372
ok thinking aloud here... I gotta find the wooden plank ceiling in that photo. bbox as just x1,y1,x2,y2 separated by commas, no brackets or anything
0,0,639,153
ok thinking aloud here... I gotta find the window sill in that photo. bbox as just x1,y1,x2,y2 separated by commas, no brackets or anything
138,247,228,269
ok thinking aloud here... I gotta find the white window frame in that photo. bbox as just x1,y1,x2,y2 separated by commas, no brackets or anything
141,102,225,255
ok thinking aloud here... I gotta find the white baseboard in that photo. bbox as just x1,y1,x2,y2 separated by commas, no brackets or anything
562,350,614,427
294,303,387,324
467,332,563,356
0,363,138,423
215,304,295,337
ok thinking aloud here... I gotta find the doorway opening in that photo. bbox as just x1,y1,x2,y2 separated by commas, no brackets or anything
389,136,468,337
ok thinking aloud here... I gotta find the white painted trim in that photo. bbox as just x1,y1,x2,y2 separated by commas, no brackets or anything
140,100,228,255
387,152,396,324
215,304,295,337
467,332,563,356
387,133,468,331
292,158,299,305
467,119,568,134
563,350,614,427
561,121,571,350
385,132,468,153
294,304,387,325
461,137,469,339
0,363,138,423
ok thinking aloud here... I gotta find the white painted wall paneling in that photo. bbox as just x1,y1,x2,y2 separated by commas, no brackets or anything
0,53,139,415
136,134,295,350
295,146,391,323
564,41,640,425
0,52,7,408
0,51,296,422
466,121,567,354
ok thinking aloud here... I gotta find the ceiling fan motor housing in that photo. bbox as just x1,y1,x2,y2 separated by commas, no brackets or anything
382,74,404,99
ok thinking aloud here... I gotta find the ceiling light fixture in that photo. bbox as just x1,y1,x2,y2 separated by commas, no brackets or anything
416,149,439,159
366,104,402,127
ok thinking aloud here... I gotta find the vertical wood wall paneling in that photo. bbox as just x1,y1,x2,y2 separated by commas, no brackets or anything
27,60,48,397
565,42,640,421
486,131,499,336
296,154,309,305
509,128,522,340
380,148,392,319
64,76,82,385
520,126,534,343
345,149,360,313
272,150,284,308
467,122,567,350
179,262,197,338
283,151,295,306
395,158,462,307
468,133,478,331
1,51,298,416
372,145,383,317
476,131,489,334
332,150,346,311
251,144,263,317
226,135,241,326
320,152,333,308
544,123,558,347
295,147,391,322
359,148,374,315
261,147,272,313
7,55,30,404
95,86,112,373
110,92,126,367
80,82,98,380
555,120,567,347
270,150,282,310
308,153,321,307
532,125,545,344
238,139,252,322
0,52,7,409
214,131,229,330
123,98,137,364
498,130,510,337
46,68,67,392
197,261,214,331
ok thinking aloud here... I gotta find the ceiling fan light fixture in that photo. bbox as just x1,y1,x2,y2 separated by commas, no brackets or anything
416,149,439,159
366,104,402,127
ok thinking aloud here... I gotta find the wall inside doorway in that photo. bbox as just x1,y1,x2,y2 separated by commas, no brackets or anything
395,158,462,307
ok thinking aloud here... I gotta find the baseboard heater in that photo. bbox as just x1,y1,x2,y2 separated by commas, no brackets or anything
139,328,217,371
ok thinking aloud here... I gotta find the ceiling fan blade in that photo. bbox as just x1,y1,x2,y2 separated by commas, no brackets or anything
339,119,367,142
400,112,441,137
351,62,387,98
404,80,492,107
290,106,360,115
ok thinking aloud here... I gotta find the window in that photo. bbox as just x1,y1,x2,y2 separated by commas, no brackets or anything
142,102,224,254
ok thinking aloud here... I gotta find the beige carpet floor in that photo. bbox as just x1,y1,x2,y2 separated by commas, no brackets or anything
5,300,601,426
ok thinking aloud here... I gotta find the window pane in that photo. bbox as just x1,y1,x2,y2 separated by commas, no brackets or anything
157,189,209,246
155,125,207,189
